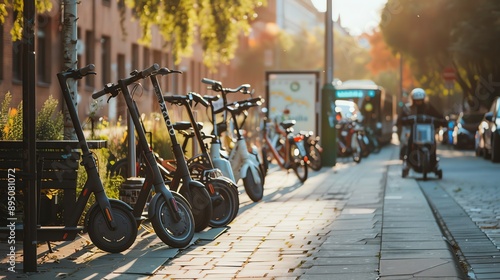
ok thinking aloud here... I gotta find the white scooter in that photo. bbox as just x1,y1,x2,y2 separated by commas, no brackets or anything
202,78,265,202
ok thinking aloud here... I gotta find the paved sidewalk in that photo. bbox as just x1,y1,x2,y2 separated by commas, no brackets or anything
1,144,466,279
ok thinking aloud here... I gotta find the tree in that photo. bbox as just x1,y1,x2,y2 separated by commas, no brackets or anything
0,1,52,41
380,0,500,111
365,31,415,96
124,0,266,69
234,24,371,95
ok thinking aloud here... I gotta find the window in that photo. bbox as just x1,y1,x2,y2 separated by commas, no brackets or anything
77,27,81,68
153,50,162,68
76,27,81,87
131,43,139,73
12,14,22,82
85,30,95,87
37,15,51,84
0,23,3,81
101,36,111,85
143,47,150,89
117,54,127,119
0,24,4,81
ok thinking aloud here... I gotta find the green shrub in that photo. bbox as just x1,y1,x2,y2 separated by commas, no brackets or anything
0,93,63,140
36,95,64,140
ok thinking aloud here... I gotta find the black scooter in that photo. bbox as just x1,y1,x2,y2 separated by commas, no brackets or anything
401,114,446,180
93,64,196,248
57,65,137,253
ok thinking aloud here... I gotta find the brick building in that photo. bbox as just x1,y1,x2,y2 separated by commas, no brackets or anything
0,0,329,125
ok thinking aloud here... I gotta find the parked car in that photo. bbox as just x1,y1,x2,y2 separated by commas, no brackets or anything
475,97,500,162
438,114,457,145
452,112,484,149
335,100,364,123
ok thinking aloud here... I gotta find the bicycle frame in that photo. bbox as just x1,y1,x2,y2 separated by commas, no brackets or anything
262,120,295,169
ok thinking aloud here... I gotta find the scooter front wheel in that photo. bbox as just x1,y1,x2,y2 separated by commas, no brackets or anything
87,201,138,253
150,192,195,248
243,166,264,202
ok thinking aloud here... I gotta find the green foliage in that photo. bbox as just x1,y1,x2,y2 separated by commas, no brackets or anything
0,92,12,139
36,95,64,140
76,147,125,226
3,101,23,140
0,94,63,140
0,1,53,41
380,0,500,110
234,25,370,95
125,0,266,69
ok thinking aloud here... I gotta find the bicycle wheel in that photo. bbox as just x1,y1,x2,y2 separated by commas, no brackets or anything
290,142,308,183
307,144,322,171
87,201,137,253
242,166,264,202
208,178,240,227
351,134,362,163
150,192,195,248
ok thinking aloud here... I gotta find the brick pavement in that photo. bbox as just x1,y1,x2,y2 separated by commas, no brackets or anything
1,144,467,279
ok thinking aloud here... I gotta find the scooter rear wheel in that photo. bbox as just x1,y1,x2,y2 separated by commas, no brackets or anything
208,178,240,227
186,186,212,232
87,201,137,253
150,192,195,248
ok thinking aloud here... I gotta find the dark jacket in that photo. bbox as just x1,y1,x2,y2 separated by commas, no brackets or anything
396,102,444,128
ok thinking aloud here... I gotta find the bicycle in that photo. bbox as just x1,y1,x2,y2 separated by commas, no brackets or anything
260,116,309,183
56,64,137,253
202,78,265,202
299,130,323,171
93,64,196,247
336,119,363,163
269,116,322,172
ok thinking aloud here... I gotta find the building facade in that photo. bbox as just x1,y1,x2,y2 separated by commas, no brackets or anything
0,1,233,124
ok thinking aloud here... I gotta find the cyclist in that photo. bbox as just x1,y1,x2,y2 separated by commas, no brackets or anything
396,88,445,161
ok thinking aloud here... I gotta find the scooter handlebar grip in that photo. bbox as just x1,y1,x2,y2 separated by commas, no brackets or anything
92,88,107,99
78,64,95,76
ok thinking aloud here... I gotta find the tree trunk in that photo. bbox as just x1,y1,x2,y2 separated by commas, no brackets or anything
62,0,78,140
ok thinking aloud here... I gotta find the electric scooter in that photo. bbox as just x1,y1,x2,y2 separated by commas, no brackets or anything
401,114,446,180
92,64,196,247
201,78,265,202
57,64,137,253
